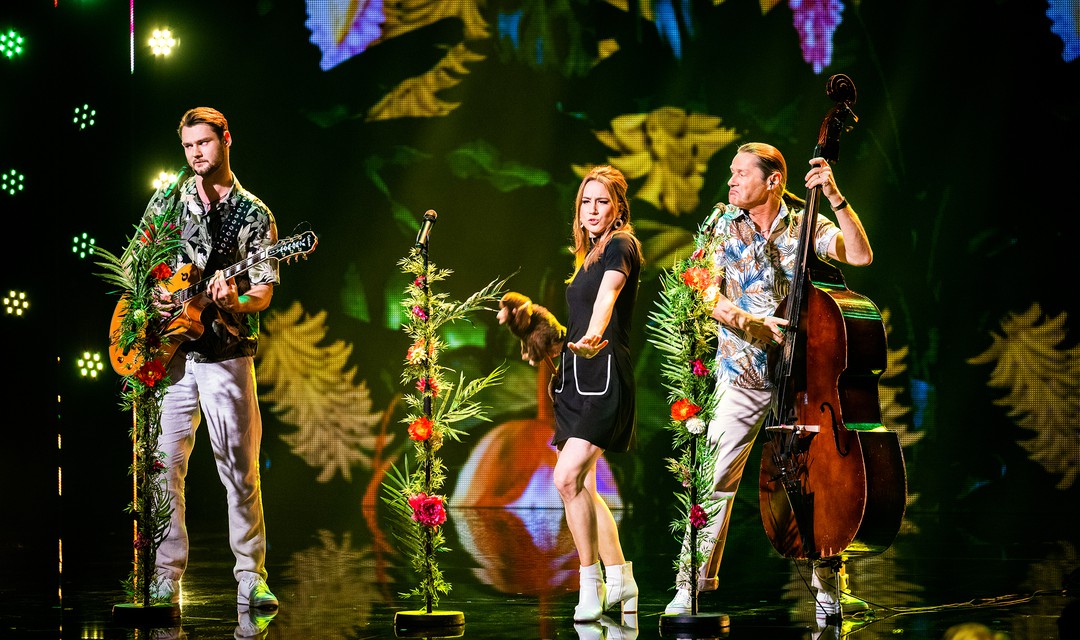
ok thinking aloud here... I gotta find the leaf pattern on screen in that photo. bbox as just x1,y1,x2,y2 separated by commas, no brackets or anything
577,107,740,217
258,300,386,482
969,303,1080,490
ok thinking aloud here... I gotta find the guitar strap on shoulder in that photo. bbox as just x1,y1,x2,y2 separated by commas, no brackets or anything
204,200,250,274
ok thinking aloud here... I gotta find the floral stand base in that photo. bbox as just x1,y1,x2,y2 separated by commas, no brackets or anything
659,610,729,636
111,601,181,625
393,609,465,637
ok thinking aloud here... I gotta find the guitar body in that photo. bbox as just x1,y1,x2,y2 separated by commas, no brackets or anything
107,230,319,377
108,264,207,376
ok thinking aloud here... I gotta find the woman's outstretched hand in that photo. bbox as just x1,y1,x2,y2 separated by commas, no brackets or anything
568,335,608,359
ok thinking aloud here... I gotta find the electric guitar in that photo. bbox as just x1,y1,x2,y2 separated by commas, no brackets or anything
108,230,319,376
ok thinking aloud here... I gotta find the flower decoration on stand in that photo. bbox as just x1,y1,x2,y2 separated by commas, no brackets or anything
95,183,185,610
382,247,510,616
647,213,727,610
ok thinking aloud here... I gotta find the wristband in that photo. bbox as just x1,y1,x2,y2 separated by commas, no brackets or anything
832,198,848,211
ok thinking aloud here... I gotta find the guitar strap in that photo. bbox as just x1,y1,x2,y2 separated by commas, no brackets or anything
204,199,249,275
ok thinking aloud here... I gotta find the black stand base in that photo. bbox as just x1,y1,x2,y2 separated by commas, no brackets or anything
111,601,181,625
659,611,730,637
652,608,730,634
394,610,465,637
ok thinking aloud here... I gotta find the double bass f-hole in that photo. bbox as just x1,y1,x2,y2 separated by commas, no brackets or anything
818,402,848,456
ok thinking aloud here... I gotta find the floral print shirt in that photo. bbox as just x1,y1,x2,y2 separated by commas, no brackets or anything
138,174,278,362
703,202,840,390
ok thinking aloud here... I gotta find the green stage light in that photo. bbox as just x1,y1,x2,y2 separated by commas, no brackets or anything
149,28,176,56
72,232,97,259
77,351,105,379
74,104,97,130
1,169,24,196
3,290,29,316
1,30,24,60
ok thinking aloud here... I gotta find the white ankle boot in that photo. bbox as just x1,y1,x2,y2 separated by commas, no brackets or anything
574,562,606,622
603,561,639,613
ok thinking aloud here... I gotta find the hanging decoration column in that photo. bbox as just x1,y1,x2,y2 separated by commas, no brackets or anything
97,177,186,625
650,218,730,635
387,209,509,635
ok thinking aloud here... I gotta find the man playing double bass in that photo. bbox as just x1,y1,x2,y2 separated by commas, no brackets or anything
664,142,873,619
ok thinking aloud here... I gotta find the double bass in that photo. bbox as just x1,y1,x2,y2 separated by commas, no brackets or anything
758,74,907,563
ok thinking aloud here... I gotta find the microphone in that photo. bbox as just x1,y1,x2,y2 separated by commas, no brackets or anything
415,209,438,248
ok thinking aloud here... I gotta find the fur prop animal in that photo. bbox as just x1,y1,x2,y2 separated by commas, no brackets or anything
497,292,566,368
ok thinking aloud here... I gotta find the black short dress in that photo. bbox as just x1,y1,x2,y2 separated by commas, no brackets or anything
551,233,641,453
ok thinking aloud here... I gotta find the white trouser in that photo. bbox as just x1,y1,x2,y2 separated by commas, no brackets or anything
155,354,267,584
675,385,773,590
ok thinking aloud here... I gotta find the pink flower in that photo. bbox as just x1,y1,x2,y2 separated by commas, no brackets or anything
408,493,447,527
689,504,707,529
413,276,427,288
690,359,708,376
412,305,428,321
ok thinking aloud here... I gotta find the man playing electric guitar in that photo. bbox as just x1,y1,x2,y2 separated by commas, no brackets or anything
126,107,280,612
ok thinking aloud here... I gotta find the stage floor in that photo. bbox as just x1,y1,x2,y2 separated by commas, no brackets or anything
3,500,1078,640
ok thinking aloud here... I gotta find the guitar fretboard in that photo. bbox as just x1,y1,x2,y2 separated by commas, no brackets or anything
170,232,316,305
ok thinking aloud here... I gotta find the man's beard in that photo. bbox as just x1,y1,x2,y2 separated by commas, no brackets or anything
193,159,221,177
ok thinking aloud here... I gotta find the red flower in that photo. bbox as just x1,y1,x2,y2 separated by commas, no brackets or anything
408,416,433,441
151,459,166,474
150,263,173,281
671,398,701,421
413,276,427,289
689,504,707,529
416,377,439,396
690,359,708,376
134,533,151,550
134,359,166,387
412,305,428,321
681,266,712,292
408,492,447,527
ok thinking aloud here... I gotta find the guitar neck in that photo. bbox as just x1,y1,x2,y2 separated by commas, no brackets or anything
173,250,271,305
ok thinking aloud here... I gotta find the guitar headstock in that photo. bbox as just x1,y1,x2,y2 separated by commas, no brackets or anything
271,230,319,264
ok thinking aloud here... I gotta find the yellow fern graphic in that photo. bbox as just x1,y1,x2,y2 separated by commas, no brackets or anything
968,303,1079,490
366,0,489,121
576,107,740,216
258,300,387,482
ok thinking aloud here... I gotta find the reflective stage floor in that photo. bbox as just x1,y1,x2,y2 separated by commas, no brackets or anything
3,501,1079,640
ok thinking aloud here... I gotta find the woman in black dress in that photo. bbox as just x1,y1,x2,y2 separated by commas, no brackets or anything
551,165,642,622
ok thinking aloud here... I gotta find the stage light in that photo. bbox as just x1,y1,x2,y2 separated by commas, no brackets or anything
3,290,29,316
149,28,176,56
152,170,180,190
72,232,97,259
77,351,105,379
1,169,25,196
74,104,97,130
1,30,24,59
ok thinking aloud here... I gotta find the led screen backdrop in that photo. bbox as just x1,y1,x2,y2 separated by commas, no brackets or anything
6,0,1079,597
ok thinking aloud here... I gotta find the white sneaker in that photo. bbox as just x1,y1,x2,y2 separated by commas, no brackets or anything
237,575,279,609
150,575,180,604
664,588,694,614
816,589,841,616
235,604,278,639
